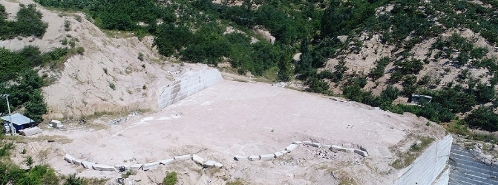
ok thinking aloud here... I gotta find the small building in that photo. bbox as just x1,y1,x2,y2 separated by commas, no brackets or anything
1,113,35,133
411,94,433,104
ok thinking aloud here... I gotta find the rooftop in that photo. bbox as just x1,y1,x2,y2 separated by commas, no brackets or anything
1,113,34,125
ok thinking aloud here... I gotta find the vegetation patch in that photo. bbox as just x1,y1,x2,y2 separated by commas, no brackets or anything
163,171,177,185
0,4,48,39
391,137,434,169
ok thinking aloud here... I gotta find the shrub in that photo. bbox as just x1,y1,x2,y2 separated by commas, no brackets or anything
163,171,177,185
369,57,390,80
76,47,84,55
25,156,33,167
109,83,116,90
394,58,424,75
64,20,71,31
138,52,144,61
64,174,84,185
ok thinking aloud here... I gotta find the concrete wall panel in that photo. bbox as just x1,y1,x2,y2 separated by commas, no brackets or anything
158,67,222,109
396,135,452,185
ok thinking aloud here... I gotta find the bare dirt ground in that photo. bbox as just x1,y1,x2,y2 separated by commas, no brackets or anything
14,79,446,184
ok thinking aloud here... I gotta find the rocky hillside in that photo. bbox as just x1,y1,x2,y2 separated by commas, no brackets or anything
0,0,206,120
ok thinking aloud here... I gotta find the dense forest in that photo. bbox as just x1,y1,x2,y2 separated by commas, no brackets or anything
7,0,498,134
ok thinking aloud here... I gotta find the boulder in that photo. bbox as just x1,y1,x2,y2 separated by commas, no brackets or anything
330,145,345,151
159,159,174,165
249,155,260,161
92,164,116,171
260,154,275,160
354,149,369,157
192,155,204,164
214,162,223,168
72,158,82,166
130,164,143,170
20,127,41,136
234,155,248,161
174,154,191,161
274,152,284,158
50,120,64,129
114,165,129,172
203,160,216,167
292,141,303,144
143,162,160,171
64,154,76,163
285,144,298,152
81,161,95,169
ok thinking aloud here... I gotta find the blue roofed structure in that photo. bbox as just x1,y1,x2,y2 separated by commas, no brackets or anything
1,113,35,132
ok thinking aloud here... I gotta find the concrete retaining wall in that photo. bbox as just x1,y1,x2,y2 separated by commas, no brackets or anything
396,135,452,185
158,67,222,109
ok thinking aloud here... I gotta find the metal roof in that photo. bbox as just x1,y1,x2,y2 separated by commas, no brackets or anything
1,113,34,125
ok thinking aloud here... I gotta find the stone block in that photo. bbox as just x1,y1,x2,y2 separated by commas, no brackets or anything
174,154,191,161
303,141,312,145
330,145,344,151
159,159,174,165
214,162,223,168
346,148,355,153
192,154,204,164
285,144,298,152
281,150,289,154
234,155,248,161
114,165,129,172
81,161,95,169
260,154,275,160
274,152,284,158
323,144,331,148
203,160,216,167
354,149,368,157
130,164,143,170
292,141,303,144
92,164,116,171
72,158,82,166
64,154,75,163
143,162,160,171
311,143,321,148
249,155,260,161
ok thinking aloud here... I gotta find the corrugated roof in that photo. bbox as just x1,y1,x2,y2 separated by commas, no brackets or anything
1,113,34,125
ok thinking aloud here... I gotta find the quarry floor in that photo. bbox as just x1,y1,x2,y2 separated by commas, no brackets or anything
17,79,445,184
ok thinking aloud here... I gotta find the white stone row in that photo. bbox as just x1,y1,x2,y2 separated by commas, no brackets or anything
63,153,223,172
234,141,369,162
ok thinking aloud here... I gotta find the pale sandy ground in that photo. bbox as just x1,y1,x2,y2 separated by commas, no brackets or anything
14,79,446,184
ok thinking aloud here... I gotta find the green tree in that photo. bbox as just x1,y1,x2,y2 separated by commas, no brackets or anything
332,60,348,82
465,106,498,131
63,174,84,185
296,38,312,75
